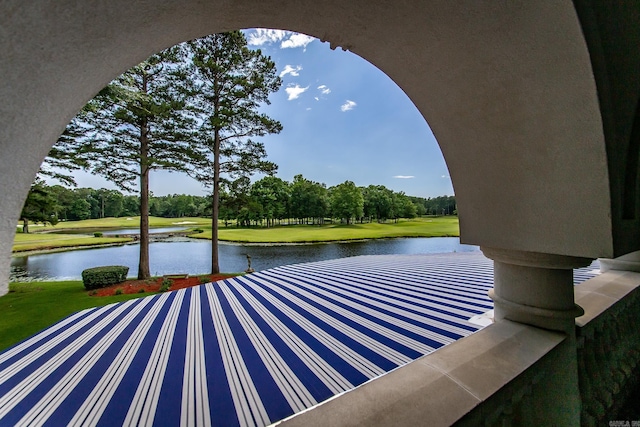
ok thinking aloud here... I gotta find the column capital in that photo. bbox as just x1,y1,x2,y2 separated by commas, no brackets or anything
481,247,593,269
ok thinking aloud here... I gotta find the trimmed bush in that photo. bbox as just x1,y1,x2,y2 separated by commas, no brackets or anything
93,232,103,237
82,266,129,290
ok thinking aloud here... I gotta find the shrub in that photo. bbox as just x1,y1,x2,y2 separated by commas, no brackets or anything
192,228,204,234
82,266,129,290
93,232,103,238
198,275,210,284
138,289,145,294
159,278,173,292
114,288,122,295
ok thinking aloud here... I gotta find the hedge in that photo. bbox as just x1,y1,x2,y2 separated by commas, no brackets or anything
81,266,129,290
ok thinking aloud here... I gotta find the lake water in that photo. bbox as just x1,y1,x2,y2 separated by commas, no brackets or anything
10,237,479,281
53,226,189,235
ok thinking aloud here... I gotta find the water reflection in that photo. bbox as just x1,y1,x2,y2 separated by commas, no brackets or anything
10,237,479,281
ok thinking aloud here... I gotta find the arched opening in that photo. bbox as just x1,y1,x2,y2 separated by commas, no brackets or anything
11,27,458,281
5,2,639,426
0,1,612,297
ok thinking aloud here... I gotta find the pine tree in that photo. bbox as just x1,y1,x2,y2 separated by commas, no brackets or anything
38,105,96,187
187,32,282,273
60,46,203,279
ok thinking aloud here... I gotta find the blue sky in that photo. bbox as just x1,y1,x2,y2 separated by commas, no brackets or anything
70,29,453,199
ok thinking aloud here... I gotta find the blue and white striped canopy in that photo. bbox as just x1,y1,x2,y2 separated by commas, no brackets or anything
0,253,599,426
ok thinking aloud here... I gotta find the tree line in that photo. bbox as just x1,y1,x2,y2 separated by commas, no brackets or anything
409,195,457,216
22,179,456,228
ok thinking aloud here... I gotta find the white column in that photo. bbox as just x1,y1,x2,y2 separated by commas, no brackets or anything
481,247,593,426
482,247,591,333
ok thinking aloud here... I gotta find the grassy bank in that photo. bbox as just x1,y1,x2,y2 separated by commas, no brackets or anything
203,216,460,243
12,216,460,252
13,216,210,253
0,281,144,351
13,233,132,252
22,216,211,232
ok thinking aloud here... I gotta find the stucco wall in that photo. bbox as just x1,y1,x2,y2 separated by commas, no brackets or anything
0,1,612,294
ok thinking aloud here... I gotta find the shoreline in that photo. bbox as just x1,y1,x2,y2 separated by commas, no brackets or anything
12,234,460,257
11,241,137,257
216,234,459,246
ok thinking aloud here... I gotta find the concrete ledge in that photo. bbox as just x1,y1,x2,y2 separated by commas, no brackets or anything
574,270,640,327
599,251,640,273
276,320,564,427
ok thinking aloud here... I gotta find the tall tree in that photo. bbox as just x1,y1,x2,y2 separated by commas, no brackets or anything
391,191,417,222
37,107,95,187
187,32,282,273
220,176,252,226
250,176,290,227
62,46,203,279
330,181,364,225
362,185,393,222
48,185,76,220
290,174,329,224
20,181,59,233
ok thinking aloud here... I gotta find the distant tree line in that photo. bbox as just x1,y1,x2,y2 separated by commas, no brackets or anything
409,195,457,216
22,178,456,229
24,185,208,222
48,186,141,221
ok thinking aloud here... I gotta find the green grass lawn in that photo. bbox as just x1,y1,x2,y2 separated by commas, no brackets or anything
13,233,132,252
27,216,211,231
196,216,460,243
13,216,211,252
0,281,146,351
13,216,459,251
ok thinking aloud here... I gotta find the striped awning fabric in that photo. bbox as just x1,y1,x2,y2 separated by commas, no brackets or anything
0,253,599,426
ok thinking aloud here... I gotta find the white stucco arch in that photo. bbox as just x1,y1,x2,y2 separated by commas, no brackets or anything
0,1,613,295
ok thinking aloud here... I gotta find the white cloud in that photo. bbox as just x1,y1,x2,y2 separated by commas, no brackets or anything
393,175,415,179
441,175,450,178
246,29,315,51
285,84,309,101
318,85,331,95
247,29,288,46
281,33,315,50
314,97,319,101
280,64,302,78
340,100,357,112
